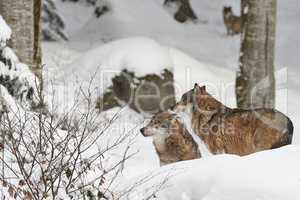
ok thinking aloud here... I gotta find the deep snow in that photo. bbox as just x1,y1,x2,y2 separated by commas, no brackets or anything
117,145,300,200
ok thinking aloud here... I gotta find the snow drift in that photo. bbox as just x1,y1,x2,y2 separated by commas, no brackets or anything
118,145,300,200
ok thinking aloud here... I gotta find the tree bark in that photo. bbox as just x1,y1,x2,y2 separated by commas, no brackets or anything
0,0,42,70
34,0,42,70
236,0,276,109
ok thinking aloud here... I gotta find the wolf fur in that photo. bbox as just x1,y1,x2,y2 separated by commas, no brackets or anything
174,84,294,156
223,6,241,35
141,112,200,166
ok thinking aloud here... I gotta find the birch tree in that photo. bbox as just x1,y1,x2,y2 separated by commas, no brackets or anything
236,0,277,109
0,0,42,71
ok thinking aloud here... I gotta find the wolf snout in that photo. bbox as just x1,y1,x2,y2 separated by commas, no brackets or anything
140,128,146,136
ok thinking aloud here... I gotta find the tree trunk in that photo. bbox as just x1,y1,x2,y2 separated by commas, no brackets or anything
0,0,42,70
34,0,42,70
236,0,276,109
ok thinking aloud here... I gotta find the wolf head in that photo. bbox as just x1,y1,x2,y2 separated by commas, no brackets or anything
223,6,233,16
140,111,180,137
173,84,207,113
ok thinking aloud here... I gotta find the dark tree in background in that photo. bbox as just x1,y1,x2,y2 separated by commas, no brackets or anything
236,0,277,109
164,0,197,23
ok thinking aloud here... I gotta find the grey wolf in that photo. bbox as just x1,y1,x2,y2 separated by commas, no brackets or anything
140,111,200,166
174,84,294,156
223,6,241,35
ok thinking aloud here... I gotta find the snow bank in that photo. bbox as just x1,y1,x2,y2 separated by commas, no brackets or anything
43,37,237,115
43,37,174,113
65,37,173,79
95,107,160,179
118,145,300,200
51,36,236,101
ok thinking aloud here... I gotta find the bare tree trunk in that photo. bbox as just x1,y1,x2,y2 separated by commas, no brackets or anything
0,0,42,70
34,0,42,71
236,0,276,109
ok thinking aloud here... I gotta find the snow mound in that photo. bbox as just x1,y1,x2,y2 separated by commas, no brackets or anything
61,37,237,95
45,37,237,113
118,145,300,200
66,37,173,78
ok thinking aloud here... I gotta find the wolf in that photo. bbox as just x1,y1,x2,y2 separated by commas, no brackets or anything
223,6,241,35
174,84,294,156
140,111,200,166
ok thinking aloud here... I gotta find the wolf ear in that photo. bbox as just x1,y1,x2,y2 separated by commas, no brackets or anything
193,83,201,95
194,83,201,91
200,86,206,93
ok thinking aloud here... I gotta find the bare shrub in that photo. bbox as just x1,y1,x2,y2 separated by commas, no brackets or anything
0,82,167,200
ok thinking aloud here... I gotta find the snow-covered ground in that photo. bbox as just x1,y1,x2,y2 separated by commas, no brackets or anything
118,145,300,200
41,0,300,199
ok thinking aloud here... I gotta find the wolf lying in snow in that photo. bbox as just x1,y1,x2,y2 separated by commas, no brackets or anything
141,84,293,165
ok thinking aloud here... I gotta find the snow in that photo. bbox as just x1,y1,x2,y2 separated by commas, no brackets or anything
96,107,159,178
1,47,19,64
169,47,236,106
65,37,173,79
0,85,20,113
0,17,38,109
118,145,300,200
0,15,12,45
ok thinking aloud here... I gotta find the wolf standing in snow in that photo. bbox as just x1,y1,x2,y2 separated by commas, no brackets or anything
223,6,241,35
140,112,200,166
174,84,294,156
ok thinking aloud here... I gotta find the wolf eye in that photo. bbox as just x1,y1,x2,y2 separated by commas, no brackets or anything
161,123,169,129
